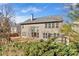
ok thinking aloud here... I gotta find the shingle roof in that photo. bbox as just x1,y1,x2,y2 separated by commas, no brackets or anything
21,16,63,25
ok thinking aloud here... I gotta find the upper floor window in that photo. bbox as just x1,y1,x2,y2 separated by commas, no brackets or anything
48,23,51,28
21,25,24,28
45,23,59,28
52,23,54,28
45,23,52,28
31,27,35,32
45,23,48,28
31,26,39,32
56,23,59,28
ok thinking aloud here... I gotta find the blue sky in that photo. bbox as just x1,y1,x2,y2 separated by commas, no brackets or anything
3,3,72,23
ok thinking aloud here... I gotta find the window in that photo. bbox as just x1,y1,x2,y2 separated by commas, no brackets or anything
22,25,24,28
48,23,51,28
54,33,56,37
31,27,35,32
54,33,59,37
45,23,47,28
48,33,51,38
31,26,39,32
57,33,59,37
31,32,36,37
37,33,39,38
46,33,47,38
52,23,54,28
43,33,45,38
32,32,34,37
45,23,52,28
31,32,39,38
62,37,67,44
56,23,59,28
34,32,36,37
43,33,50,38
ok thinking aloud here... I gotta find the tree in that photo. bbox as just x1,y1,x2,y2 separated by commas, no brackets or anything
68,3,79,21
0,4,15,42
60,4,79,43
61,24,79,43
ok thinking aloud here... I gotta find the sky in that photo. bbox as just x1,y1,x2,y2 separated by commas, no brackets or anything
0,3,72,23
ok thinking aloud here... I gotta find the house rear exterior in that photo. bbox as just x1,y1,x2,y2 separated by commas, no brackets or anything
72,21,79,33
20,15,63,40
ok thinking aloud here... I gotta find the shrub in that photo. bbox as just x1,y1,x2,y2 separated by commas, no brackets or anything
10,33,19,37
0,38,79,56
23,39,79,56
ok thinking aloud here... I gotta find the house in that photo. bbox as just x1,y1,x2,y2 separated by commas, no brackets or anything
10,23,21,36
20,15,63,40
72,21,79,33
11,25,17,34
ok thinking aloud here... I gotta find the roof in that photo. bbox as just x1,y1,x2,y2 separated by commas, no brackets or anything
21,16,63,25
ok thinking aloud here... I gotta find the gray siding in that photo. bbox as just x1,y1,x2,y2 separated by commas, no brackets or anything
21,22,63,39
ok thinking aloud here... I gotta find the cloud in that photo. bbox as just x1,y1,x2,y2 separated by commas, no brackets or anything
55,6,70,10
71,3,78,9
63,6,70,9
55,7,61,10
21,7,42,13
15,15,30,23
71,3,77,6
14,6,47,23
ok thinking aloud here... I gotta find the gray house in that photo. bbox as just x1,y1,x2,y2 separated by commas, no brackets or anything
20,15,63,40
